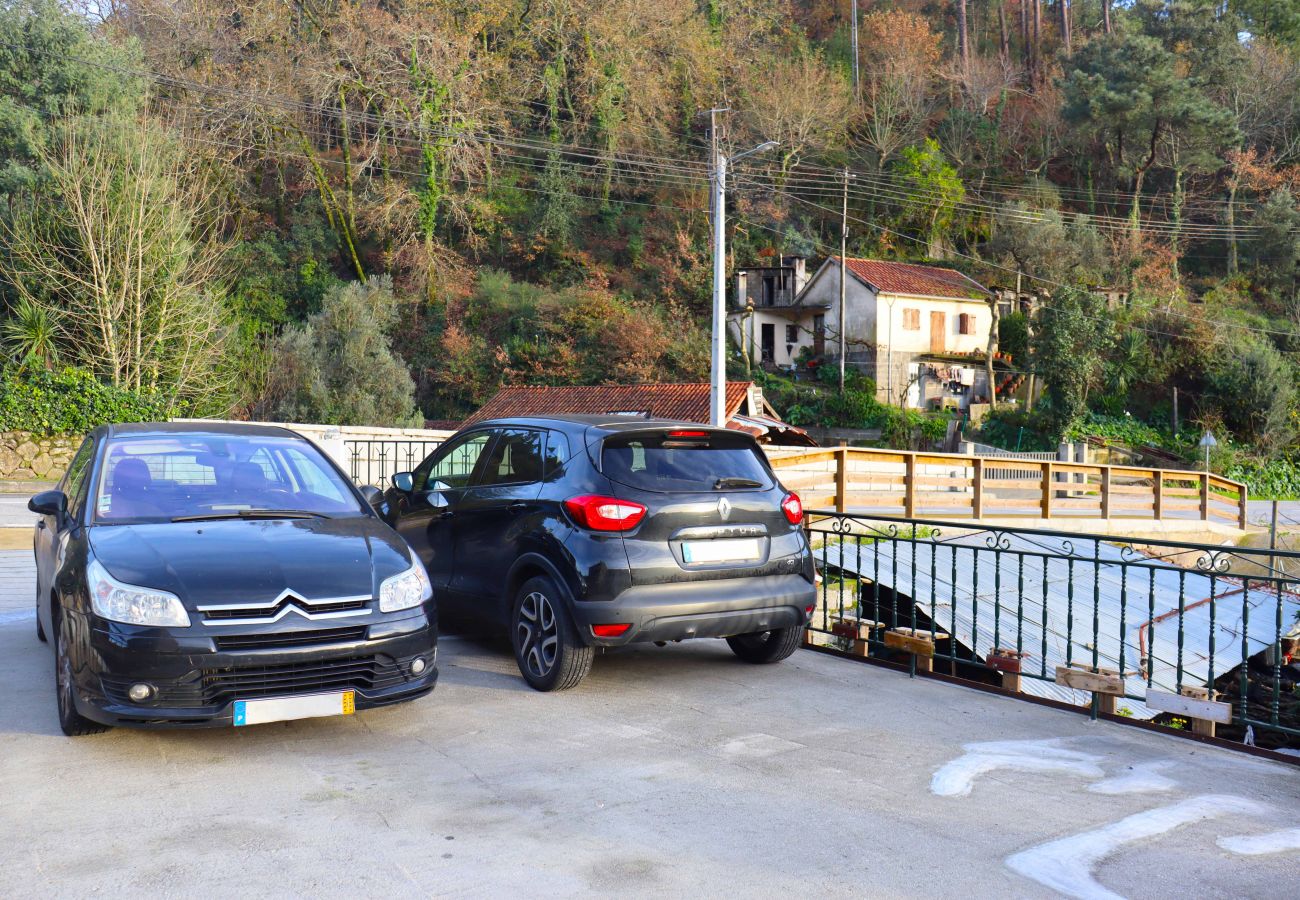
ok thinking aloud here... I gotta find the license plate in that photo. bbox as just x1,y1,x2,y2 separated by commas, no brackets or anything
681,538,761,564
233,690,355,727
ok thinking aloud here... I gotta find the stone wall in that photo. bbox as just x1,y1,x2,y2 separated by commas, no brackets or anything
0,432,81,482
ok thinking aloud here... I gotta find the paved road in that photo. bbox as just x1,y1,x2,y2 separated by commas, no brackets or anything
1,551,1296,897
0,494,35,527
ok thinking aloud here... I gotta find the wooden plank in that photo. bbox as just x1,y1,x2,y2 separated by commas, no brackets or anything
1109,500,1156,511
1199,473,1210,521
1107,483,1157,495
769,449,839,467
980,498,1046,510
1154,472,1164,519
830,615,884,641
1101,466,1112,519
903,455,917,517
913,494,974,508
884,629,937,657
835,446,847,514
840,492,906,505
1041,462,1053,518
912,475,974,487
1144,689,1233,725
972,457,985,519
1055,665,1124,695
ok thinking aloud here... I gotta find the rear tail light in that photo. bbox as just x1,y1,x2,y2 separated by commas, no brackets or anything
564,495,647,531
591,623,632,638
667,429,709,438
781,491,804,525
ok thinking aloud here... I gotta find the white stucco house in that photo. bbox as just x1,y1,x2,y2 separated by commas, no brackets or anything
729,256,997,410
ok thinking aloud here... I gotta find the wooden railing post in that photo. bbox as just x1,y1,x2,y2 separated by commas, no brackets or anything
1200,472,1211,521
1153,469,1164,520
904,453,917,517
972,457,984,519
835,444,848,514
1238,482,1248,530
1040,461,1053,518
1100,466,1112,519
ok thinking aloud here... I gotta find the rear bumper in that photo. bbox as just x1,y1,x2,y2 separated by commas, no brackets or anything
68,610,438,729
572,574,815,646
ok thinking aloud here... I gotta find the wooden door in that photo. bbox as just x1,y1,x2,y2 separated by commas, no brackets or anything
929,311,946,353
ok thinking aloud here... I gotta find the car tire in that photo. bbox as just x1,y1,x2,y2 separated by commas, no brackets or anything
55,611,110,737
726,626,805,664
511,575,593,692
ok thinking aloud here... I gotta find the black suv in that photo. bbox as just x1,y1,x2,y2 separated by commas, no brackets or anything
383,416,816,690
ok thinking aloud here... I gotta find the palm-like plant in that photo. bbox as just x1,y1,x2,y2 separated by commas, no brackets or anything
3,298,61,371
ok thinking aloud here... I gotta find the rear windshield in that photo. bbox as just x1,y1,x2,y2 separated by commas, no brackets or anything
600,431,773,493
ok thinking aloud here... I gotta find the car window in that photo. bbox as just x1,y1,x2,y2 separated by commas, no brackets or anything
61,437,97,516
94,434,365,522
601,430,773,493
543,430,570,480
415,431,493,491
478,429,546,487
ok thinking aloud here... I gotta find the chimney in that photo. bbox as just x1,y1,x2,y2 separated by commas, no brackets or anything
735,271,748,310
788,256,808,294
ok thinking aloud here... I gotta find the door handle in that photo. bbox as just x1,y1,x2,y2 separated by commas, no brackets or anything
508,501,529,513
437,509,455,520
36,520,45,530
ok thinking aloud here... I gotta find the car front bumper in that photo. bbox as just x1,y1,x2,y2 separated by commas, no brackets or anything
66,610,438,729
572,573,816,646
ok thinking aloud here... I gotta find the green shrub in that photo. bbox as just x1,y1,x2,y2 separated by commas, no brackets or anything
0,367,169,434
1222,456,1300,501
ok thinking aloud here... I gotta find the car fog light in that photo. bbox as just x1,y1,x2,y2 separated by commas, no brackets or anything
410,657,427,676
128,683,154,702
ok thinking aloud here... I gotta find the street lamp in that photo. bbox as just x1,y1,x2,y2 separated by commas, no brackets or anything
711,139,778,426
1199,430,1217,472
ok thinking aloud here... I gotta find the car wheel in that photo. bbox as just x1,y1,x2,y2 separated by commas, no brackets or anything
55,611,110,737
726,625,805,664
511,576,593,692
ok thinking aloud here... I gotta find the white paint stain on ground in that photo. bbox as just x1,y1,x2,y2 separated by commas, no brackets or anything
931,739,1104,798
1087,761,1178,795
719,733,805,759
1218,827,1300,856
1005,795,1269,900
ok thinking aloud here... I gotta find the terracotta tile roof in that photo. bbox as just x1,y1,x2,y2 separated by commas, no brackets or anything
834,257,989,300
462,382,751,427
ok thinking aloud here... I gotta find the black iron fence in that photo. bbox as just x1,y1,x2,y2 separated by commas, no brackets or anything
345,439,444,489
806,511,1300,754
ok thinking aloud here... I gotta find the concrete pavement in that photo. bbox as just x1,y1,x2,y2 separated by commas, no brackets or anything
1,551,1296,898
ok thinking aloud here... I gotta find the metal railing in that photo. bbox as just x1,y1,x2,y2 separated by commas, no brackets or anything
345,439,444,488
806,511,1300,753
771,446,1248,528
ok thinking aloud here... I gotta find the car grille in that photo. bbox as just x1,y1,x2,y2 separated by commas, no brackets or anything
213,626,369,651
203,598,369,620
101,654,410,708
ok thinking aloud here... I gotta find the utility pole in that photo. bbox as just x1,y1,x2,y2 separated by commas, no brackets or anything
707,108,776,427
839,167,849,394
709,107,727,427
850,0,860,100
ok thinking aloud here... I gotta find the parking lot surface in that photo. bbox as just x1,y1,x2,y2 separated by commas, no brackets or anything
1,550,1296,898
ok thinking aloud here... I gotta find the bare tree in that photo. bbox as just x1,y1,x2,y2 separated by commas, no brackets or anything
1,114,233,409
857,10,941,170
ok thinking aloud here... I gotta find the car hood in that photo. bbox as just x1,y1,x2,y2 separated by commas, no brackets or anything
88,516,412,607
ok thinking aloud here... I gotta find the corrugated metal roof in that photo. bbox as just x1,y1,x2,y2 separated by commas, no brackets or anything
835,257,989,301
823,533,1300,717
462,382,751,427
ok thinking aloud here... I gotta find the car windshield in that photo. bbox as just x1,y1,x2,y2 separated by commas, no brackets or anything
600,430,773,493
93,433,366,523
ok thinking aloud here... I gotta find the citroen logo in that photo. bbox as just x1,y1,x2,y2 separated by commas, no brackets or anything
717,497,732,520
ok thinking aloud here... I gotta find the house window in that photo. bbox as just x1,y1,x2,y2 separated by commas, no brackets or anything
902,308,921,330
958,313,974,335
785,324,799,343
813,314,825,337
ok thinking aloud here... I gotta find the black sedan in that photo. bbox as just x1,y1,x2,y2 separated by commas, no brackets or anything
31,422,437,735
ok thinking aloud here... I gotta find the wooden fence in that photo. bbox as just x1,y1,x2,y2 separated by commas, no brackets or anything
767,447,1248,529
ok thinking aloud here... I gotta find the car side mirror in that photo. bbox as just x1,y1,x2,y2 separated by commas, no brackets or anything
359,485,386,512
391,471,414,493
29,490,68,518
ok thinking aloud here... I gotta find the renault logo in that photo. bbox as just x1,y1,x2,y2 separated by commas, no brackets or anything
717,497,732,520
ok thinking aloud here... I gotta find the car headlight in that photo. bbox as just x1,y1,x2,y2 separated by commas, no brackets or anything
87,559,191,627
379,560,432,613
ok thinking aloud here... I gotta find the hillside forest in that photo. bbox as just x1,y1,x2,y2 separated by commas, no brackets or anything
1,1,1300,493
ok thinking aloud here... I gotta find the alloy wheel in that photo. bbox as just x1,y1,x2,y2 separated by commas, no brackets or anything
516,590,558,679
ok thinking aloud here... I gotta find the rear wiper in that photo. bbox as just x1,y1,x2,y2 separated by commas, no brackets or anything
171,509,331,523
714,477,764,490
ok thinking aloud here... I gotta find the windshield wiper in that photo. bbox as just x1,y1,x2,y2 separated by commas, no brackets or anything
171,509,331,523
714,477,764,490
